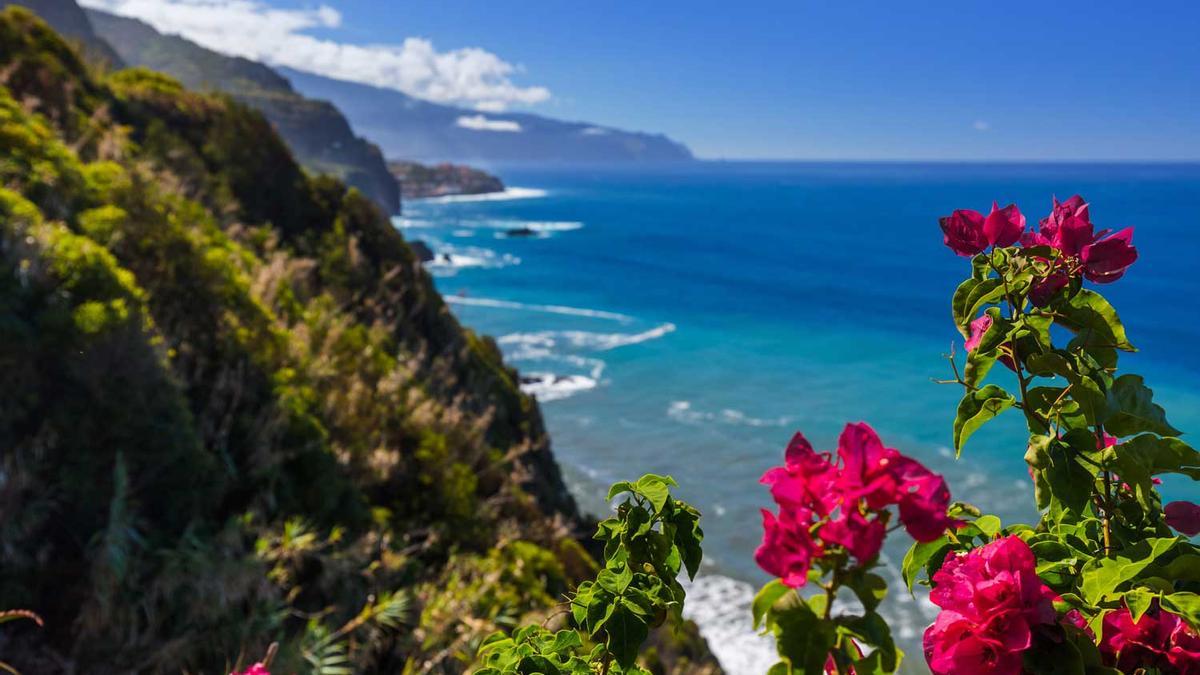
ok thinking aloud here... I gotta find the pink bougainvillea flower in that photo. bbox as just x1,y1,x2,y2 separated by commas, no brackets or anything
940,209,988,256
924,537,1060,675
759,423,957,583
1026,195,1092,252
964,314,1015,371
231,665,270,675
755,507,819,588
1165,500,1200,536
890,458,959,542
819,508,886,564
1028,269,1069,307
836,422,906,510
1170,617,1200,674
760,432,838,515
1081,227,1138,283
983,202,1025,248
964,314,991,353
1100,605,1199,674
924,610,1023,675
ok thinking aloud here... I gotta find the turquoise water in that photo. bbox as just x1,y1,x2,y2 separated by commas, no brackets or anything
398,162,1200,672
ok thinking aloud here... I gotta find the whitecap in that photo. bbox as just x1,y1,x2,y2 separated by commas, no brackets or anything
498,324,675,353
445,295,635,322
667,401,791,428
423,246,520,276
392,217,433,229
518,372,597,402
451,229,476,237
414,187,548,204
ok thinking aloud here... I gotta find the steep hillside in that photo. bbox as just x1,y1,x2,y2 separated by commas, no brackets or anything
84,8,401,215
0,9,717,674
278,66,695,164
0,0,119,64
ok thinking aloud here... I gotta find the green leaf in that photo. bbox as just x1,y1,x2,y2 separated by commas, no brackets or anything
772,597,836,675
953,384,1015,455
901,537,951,592
1044,433,1098,514
1119,435,1200,479
635,474,675,513
952,275,1009,336
1162,592,1200,630
1020,626,1086,675
669,505,704,580
1080,537,1180,604
845,572,888,612
974,514,1002,538
1025,386,1087,433
1155,554,1200,583
606,481,636,501
605,604,650,669
597,565,633,595
1124,588,1157,622
1053,289,1135,352
752,580,791,630
1104,374,1182,437
1024,352,1108,425
841,612,899,673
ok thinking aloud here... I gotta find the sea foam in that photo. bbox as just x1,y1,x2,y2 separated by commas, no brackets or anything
518,372,598,402
499,323,676,352
415,187,548,204
445,295,636,322
667,401,791,428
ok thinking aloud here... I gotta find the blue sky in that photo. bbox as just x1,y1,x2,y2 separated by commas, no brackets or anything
83,1,1200,160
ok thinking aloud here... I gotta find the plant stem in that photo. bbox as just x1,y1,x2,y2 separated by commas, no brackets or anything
823,574,839,621
1098,426,1113,554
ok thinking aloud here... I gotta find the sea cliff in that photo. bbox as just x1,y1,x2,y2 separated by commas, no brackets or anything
0,8,717,673
390,161,506,200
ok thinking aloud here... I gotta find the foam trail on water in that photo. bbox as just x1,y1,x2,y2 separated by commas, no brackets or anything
499,324,676,352
445,295,636,322
415,187,548,204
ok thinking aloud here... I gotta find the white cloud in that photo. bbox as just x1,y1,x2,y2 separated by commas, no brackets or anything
973,120,991,131
581,126,610,136
455,115,522,132
79,0,551,111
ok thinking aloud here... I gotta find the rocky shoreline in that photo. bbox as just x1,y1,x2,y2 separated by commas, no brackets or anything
389,160,505,199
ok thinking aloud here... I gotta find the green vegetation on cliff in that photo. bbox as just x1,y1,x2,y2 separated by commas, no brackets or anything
0,9,717,674
82,6,401,215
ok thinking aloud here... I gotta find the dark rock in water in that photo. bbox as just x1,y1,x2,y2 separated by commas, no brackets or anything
408,240,434,263
505,227,537,238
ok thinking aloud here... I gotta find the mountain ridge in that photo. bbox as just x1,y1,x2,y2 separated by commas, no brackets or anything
277,65,695,164
83,7,402,215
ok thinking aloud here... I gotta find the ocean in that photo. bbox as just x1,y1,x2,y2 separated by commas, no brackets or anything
396,162,1200,674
